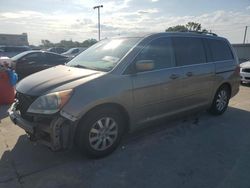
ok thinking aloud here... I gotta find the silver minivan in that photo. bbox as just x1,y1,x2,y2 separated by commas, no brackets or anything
9,32,240,158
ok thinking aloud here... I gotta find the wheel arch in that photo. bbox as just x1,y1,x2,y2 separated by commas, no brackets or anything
218,82,232,97
76,102,131,133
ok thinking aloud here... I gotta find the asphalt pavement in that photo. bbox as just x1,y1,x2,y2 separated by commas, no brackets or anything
0,86,250,188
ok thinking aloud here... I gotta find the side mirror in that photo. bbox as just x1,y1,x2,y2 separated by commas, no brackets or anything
135,60,155,72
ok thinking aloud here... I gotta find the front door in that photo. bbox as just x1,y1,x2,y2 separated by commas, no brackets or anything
131,37,183,125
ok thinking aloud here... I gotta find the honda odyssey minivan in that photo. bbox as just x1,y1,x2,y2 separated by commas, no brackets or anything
9,32,240,158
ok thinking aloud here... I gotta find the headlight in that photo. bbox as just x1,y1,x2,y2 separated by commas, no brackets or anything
27,89,72,114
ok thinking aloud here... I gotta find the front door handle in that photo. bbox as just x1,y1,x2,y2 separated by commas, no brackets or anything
186,72,193,77
170,74,179,80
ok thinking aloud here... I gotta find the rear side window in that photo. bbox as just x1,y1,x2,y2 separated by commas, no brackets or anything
207,39,233,61
172,37,206,66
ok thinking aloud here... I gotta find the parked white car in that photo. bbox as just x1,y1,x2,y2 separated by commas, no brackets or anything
240,61,250,83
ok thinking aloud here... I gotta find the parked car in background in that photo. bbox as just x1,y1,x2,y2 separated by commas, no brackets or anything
9,32,240,158
240,61,250,84
11,50,70,80
239,58,249,64
61,47,87,58
0,46,30,57
46,47,66,54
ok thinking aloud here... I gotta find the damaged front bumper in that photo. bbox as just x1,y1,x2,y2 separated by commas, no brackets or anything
8,102,77,151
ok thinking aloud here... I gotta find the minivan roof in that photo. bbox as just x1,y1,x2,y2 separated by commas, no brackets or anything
111,32,227,41
146,32,227,40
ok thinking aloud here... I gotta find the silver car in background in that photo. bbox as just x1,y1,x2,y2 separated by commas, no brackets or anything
9,32,240,158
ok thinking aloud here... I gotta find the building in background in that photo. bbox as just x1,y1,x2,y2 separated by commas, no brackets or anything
0,33,29,46
232,43,250,63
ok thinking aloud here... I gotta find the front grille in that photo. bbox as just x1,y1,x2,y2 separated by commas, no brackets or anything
242,68,250,73
16,92,37,120
245,77,250,80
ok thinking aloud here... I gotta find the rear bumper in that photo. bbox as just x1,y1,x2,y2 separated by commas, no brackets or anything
8,102,76,151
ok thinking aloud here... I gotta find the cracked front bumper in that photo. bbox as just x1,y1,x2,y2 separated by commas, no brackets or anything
8,102,76,151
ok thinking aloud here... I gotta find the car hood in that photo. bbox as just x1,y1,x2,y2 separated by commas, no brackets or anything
240,61,250,68
16,65,104,96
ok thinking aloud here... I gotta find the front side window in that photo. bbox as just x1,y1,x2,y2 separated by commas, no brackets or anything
173,37,206,66
135,37,175,71
67,38,141,72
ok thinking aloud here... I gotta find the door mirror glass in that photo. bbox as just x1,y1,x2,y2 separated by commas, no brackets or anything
135,60,155,72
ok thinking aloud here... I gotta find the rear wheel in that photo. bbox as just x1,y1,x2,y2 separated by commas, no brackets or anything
209,85,230,115
76,107,125,158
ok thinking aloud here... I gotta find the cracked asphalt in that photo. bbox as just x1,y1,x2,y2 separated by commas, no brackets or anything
0,86,250,188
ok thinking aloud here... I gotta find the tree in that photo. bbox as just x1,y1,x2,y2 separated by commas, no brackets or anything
166,22,208,33
186,22,201,31
39,38,98,49
81,39,98,47
165,25,188,32
41,40,53,48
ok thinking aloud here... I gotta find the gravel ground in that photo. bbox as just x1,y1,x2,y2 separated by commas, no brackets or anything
0,86,250,188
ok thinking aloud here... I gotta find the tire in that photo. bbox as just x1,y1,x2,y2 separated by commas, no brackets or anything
75,107,125,158
209,85,230,115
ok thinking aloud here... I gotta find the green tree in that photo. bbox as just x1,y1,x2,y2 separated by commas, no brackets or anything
40,38,98,49
81,39,98,47
186,22,201,31
165,25,188,32
41,40,53,48
166,22,208,33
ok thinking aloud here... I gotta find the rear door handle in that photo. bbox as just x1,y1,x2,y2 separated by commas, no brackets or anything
186,72,193,77
170,74,179,80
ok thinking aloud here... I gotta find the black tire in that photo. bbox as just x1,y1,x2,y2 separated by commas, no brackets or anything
75,107,125,158
209,85,230,115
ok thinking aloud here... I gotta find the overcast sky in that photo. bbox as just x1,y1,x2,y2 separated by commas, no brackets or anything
0,0,250,45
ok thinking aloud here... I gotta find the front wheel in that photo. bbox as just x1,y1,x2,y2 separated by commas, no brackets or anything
209,85,230,115
75,107,125,158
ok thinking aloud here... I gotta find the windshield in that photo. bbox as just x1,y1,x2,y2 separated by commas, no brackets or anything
66,37,141,72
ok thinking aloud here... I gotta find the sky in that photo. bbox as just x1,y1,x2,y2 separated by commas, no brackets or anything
0,0,250,45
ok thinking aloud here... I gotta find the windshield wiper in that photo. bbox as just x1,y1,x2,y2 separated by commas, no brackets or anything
70,64,107,72
71,64,89,69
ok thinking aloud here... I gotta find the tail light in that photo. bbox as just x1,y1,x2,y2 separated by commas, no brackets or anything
235,65,240,75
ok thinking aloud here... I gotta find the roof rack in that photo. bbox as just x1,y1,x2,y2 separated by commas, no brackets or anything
179,30,218,37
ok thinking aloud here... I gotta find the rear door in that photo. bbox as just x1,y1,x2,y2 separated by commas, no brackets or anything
172,36,215,109
131,37,183,124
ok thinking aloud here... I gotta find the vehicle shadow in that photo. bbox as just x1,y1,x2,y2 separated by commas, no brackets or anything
241,83,250,87
0,105,10,123
0,106,250,188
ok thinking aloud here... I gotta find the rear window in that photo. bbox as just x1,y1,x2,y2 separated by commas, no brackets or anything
207,39,233,61
172,37,206,66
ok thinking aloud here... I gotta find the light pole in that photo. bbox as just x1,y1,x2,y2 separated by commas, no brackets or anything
93,5,103,41
243,26,248,44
